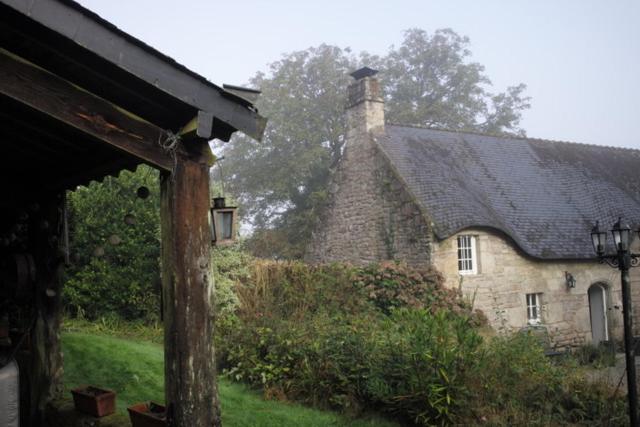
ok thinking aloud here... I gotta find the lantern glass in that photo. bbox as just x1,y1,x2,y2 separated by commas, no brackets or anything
612,217,631,251
220,211,233,240
210,204,237,246
591,221,606,256
565,271,576,289
210,209,217,244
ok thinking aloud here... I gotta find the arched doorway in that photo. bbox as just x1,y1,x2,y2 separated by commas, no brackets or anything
588,283,609,344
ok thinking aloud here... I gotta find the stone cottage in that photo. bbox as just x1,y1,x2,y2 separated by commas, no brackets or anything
306,67,640,348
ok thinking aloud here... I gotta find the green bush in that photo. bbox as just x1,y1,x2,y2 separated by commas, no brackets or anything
572,342,617,368
223,308,482,424
465,333,626,426
354,262,487,325
64,166,161,321
64,258,159,320
365,309,482,425
216,260,626,426
212,244,253,317
218,261,487,424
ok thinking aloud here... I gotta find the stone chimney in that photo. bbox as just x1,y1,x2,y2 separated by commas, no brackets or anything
346,67,385,135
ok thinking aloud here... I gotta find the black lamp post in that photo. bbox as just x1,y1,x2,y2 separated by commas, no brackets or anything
591,217,640,426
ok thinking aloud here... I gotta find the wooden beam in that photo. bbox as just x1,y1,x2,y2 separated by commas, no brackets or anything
2,0,267,141
160,147,221,427
47,157,138,192
0,48,174,171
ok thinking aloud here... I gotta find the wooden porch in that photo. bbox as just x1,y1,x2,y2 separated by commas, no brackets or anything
0,1,265,425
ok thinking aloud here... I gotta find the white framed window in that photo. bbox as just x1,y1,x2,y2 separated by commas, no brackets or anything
457,235,477,275
526,293,542,324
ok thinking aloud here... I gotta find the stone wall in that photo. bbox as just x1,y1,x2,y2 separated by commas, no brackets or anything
306,74,431,267
305,130,432,267
431,227,640,348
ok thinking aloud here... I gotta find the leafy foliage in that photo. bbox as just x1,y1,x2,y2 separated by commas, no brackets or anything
218,261,488,424
365,310,482,425
380,29,530,134
221,28,531,258
216,260,626,426
467,333,627,426
212,243,253,317
64,166,161,320
354,261,486,325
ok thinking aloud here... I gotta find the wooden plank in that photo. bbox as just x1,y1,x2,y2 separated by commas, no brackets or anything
1,0,266,141
0,49,174,171
160,149,221,427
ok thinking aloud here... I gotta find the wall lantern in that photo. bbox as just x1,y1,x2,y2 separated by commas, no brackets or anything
564,271,576,289
210,197,237,246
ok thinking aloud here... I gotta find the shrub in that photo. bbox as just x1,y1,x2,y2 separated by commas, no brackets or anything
212,244,252,317
215,259,628,425
572,342,617,368
463,332,626,426
354,262,487,326
365,309,482,425
218,260,488,424
64,258,160,320
64,166,161,321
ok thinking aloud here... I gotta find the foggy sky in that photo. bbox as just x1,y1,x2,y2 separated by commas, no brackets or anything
76,0,639,149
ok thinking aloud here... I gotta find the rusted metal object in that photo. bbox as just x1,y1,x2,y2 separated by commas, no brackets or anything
128,402,166,427
71,386,116,418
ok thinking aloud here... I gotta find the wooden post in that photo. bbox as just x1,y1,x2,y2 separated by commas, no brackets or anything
160,143,221,427
18,194,66,425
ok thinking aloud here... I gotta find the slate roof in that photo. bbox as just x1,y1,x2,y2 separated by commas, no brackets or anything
377,125,640,259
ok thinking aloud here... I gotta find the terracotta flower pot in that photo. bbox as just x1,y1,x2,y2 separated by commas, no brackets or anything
128,402,166,427
71,385,116,417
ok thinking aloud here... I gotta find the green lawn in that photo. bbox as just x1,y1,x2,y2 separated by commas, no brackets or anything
62,332,397,427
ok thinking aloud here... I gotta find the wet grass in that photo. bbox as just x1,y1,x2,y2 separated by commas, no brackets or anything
62,332,397,427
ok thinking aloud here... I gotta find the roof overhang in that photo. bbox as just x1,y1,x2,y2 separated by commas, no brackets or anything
0,0,266,142
0,0,267,204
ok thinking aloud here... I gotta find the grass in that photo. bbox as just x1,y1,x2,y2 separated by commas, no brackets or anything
62,331,397,427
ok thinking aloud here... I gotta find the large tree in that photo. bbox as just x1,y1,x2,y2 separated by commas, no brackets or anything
219,28,531,259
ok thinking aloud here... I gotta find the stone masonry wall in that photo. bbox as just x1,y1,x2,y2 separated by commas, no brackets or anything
305,131,432,267
432,227,640,348
306,76,431,267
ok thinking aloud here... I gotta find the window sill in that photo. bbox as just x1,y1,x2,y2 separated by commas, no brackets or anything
459,271,478,276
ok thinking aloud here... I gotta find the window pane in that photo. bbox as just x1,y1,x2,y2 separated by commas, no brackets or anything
526,293,542,322
220,212,233,240
457,235,476,273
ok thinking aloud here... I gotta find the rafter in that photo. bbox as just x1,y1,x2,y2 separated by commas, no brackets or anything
0,48,174,171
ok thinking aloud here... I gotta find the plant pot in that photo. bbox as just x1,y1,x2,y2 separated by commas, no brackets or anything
128,402,166,427
71,385,116,417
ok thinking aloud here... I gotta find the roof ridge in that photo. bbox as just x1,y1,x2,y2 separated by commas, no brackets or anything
386,122,640,153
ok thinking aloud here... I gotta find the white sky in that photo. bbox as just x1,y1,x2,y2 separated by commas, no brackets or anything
77,0,639,148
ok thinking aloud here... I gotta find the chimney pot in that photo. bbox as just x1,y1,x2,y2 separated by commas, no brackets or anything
350,67,379,80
